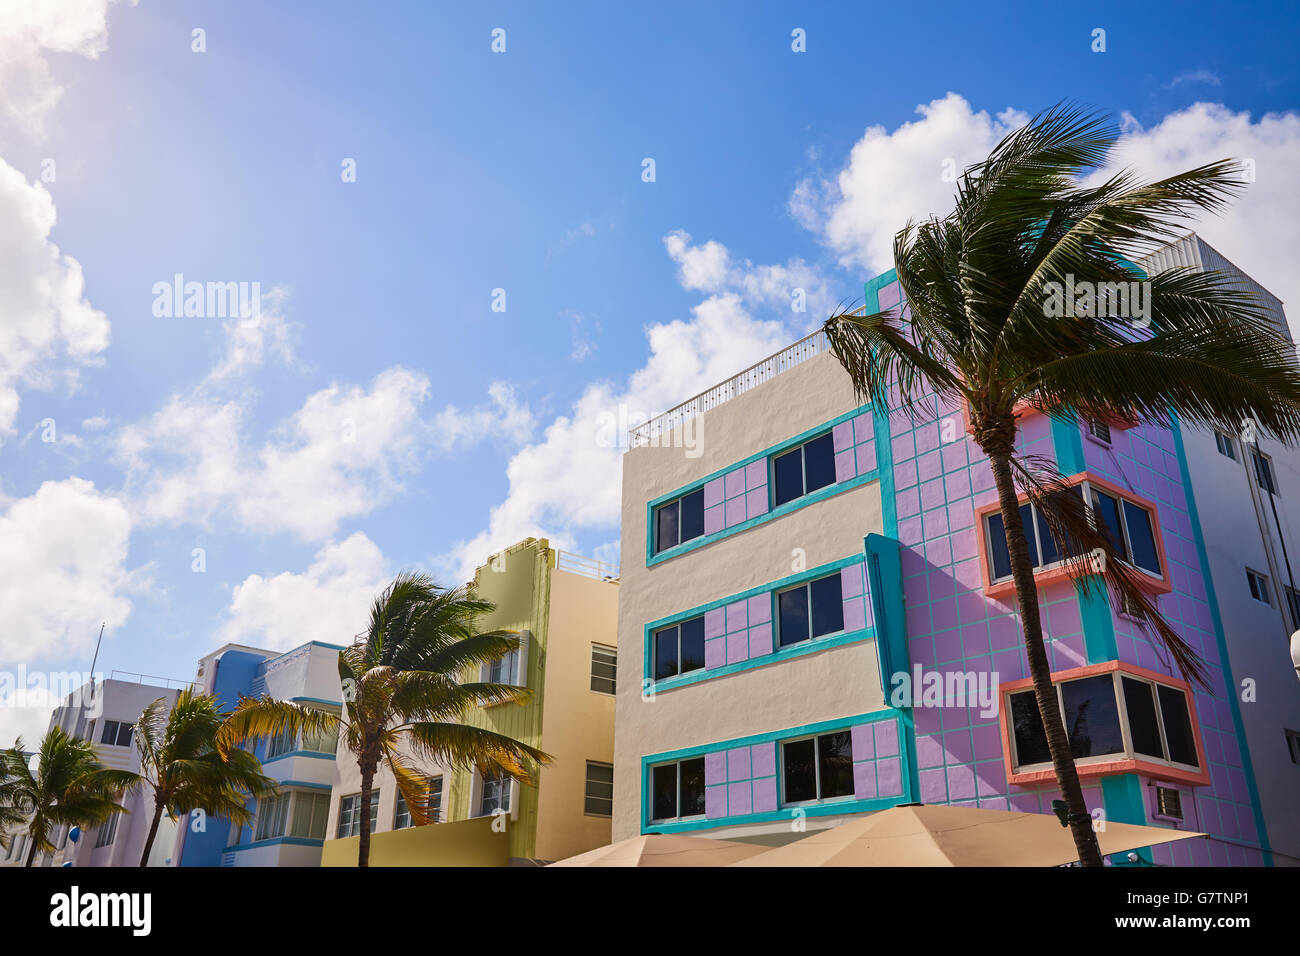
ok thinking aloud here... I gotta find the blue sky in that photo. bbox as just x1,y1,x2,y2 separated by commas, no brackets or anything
1,0,1297,742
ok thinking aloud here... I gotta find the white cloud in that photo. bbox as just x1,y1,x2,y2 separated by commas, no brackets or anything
441,235,814,579
1097,103,1300,338
0,477,137,662
205,286,296,384
118,366,433,541
794,95,1300,340
0,684,59,750
218,532,391,652
0,0,131,139
431,381,536,450
0,157,110,437
791,93,1029,274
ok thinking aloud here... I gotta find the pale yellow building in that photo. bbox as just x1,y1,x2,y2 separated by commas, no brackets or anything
322,538,619,866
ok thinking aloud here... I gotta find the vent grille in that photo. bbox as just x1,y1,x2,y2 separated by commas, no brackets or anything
1155,786,1183,820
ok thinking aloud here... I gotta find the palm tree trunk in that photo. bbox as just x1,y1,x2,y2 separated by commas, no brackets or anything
989,452,1104,867
358,766,375,868
24,835,38,867
139,800,165,867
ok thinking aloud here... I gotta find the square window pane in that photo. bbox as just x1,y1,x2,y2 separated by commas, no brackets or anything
1018,503,1040,568
652,764,677,820
680,489,705,542
653,626,679,681
1122,677,1165,760
1157,685,1199,767
1036,505,1062,566
679,758,706,817
817,731,854,799
655,501,680,554
1061,675,1124,759
679,617,706,673
1122,501,1160,575
773,448,804,506
782,738,817,803
809,574,844,637
803,433,837,493
778,587,810,647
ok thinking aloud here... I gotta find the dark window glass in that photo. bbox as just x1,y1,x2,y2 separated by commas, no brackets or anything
1036,505,1062,566
590,645,617,694
679,617,706,673
1010,691,1051,766
1157,685,1199,767
584,763,614,816
1122,501,1160,575
655,501,679,554
986,502,1039,579
679,758,706,817
773,448,804,506
782,738,817,803
100,721,117,745
1092,490,1127,559
987,511,1012,580
680,489,705,542
653,626,679,681
778,587,810,647
1252,450,1276,495
803,433,836,494
817,731,855,799
651,764,677,820
1061,675,1124,759
117,724,133,747
810,574,844,637
1122,676,1165,759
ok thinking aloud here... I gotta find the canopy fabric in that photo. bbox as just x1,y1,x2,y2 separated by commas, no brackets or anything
731,803,1206,867
548,833,768,867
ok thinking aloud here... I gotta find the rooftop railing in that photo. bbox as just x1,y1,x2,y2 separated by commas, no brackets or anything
555,550,620,582
108,670,195,691
627,329,833,448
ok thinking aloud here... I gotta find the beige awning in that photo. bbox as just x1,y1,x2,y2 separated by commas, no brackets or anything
731,803,1206,867
548,833,768,867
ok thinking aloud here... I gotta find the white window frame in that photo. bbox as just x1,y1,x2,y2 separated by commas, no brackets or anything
771,431,836,508
1006,671,1200,776
1251,448,1278,495
1214,429,1237,460
99,719,133,748
472,769,517,820
1247,568,1272,606
984,480,1162,584
94,809,120,848
647,757,706,824
336,791,379,838
480,630,529,690
778,730,856,809
775,572,845,648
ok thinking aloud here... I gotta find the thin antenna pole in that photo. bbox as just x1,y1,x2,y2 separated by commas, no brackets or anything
89,622,105,679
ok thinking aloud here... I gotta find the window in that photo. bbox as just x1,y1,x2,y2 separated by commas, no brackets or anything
772,432,836,507
1154,785,1183,820
478,773,512,816
99,720,133,748
289,792,330,840
302,717,339,755
590,644,617,694
336,792,380,838
254,793,291,841
1214,429,1237,460
266,727,296,759
777,573,843,648
781,731,854,805
650,757,705,822
487,649,519,685
1286,730,1300,765
393,778,440,829
983,480,1161,583
652,616,705,680
1086,419,1112,444
429,776,444,823
95,809,121,848
1286,587,1300,630
1251,448,1278,495
1247,569,1271,606
654,488,705,554
1008,670,1200,774
394,793,413,830
1117,590,1143,620
584,762,614,816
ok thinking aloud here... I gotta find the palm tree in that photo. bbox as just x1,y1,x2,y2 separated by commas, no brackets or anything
0,726,133,866
123,688,279,867
217,571,551,867
824,104,1300,866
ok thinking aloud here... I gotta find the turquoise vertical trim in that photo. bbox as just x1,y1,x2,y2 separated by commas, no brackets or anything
1170,414,1273,864
866,534,906,694
1049,413,1086,478
1100,774,1152,866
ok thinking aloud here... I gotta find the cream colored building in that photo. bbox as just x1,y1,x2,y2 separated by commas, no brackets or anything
322,538,619,866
